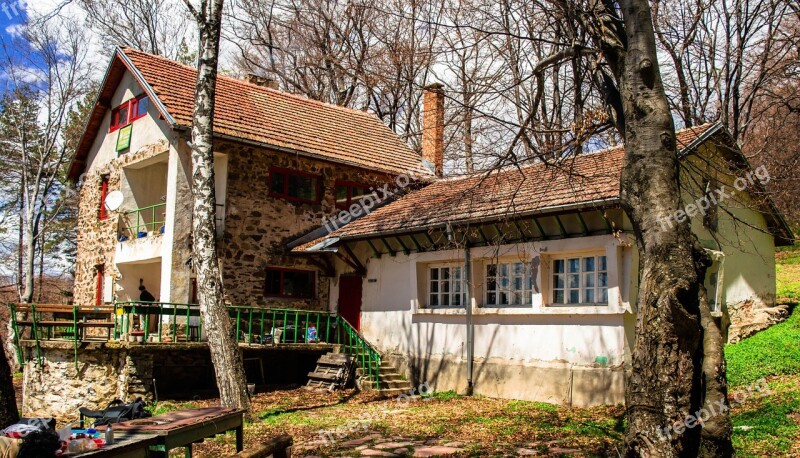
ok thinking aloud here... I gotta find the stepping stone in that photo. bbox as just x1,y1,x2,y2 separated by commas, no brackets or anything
375,442,414,450
361,449,398,457
548,447,579,454
394,448,411,456
342,436,377,447
516,448,540,456
442,441,465,448
413,446,462,457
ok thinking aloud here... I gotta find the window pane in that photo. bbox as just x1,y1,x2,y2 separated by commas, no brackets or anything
487,292,496,305
500,292,508,305
598,272,608,287
568,290,580,304
282,271,314,297
599,288,608,303
568,274,580,288
430,281,438,293
442,268,450,280
118,103,129,125
441,294,450,306
500,264,509,277
500,276,509,288
584,289,595,303
583,257,595,272
584,273,595,288
271,172,285,194
513,277,522,290
442,281,449,293
288,174,317,200
513,263,523,275
353,186,369,197
598,256,607,271
553,274,564,289
430,268,439,280
487,264,497,277
136,97,149,117
568,258,580,273
265,270,281,295
487,278,496,291
430,294,438,306
335,185,348,206
553,259,564,273
453,294,461,306
554,290,564,303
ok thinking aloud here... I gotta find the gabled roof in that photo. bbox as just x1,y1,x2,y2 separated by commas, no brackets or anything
68,48,431,180
293,123,794,249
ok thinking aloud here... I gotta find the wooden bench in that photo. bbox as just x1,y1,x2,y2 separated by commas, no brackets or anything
10,303,117,342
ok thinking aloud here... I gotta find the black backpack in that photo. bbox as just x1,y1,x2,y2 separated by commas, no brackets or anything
79,398,152,427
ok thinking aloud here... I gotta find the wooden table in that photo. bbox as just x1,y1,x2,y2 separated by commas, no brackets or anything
98,407,244,457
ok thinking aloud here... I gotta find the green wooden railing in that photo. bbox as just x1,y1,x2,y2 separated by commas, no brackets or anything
8,302,383,384
121,203,166,239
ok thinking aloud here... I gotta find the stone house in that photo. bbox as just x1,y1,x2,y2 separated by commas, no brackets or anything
68,49,792,407
291,122,794,406
68,48,434,310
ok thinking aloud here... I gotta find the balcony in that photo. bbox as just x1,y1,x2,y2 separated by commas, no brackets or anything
118,203,166,241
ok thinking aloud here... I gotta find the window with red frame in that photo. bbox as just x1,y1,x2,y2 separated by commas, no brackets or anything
264,268,315,298
110,95,150,132
335,181,373,209
98,175,110,220
95,264,104,306
269,167,322,204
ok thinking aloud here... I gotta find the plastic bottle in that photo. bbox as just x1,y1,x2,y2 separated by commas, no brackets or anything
105,423,114,445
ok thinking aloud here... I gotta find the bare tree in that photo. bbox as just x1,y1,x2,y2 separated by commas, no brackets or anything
182,0,251,411
77,0,193,60
0,16,92,304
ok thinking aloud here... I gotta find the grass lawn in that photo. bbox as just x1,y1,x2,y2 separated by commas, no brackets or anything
158,248,800,457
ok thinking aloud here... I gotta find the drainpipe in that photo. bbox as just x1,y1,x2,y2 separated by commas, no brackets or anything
465,244,474,395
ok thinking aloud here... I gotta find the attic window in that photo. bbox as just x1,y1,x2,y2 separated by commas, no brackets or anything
110,94,149,132
269,167,322,204
335,181,372,209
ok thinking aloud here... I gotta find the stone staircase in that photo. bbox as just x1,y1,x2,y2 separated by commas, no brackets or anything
356,359,414,397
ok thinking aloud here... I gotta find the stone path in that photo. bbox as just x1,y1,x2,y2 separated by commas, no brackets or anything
302,433,582,457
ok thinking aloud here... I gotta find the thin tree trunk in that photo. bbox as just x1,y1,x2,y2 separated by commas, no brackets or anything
617,0,732,455
0,337,19,428
183,0,250,411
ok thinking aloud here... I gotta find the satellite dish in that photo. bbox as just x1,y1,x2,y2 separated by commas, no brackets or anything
104,190,124,211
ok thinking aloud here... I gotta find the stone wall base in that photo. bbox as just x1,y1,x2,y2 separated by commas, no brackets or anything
386,353,624,407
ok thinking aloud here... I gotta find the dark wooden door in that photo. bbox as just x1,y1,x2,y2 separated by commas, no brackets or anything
338,276,363,331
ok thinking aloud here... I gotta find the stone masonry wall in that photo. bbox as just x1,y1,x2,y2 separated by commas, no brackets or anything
73,141,171,306
218,140,398,308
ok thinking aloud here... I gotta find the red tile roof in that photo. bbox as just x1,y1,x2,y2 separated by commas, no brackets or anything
301,124,716,243
70,48,430,179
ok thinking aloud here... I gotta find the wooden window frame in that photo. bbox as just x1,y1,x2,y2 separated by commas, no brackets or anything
427,263,466,308
551,254,608,306
484,261,534,307
109,94,149,132
268,167,323,204
334,181,372,210
264,267,316,299
95,264,105,306
98,175,110,221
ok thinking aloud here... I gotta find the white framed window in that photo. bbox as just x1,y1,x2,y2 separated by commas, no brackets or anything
552,255,608,305
485,262,533,306
428,264,465,307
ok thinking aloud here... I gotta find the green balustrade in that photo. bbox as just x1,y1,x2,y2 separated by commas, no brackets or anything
120,203,166,240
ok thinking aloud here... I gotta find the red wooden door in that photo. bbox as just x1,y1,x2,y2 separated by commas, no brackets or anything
338,276,363,331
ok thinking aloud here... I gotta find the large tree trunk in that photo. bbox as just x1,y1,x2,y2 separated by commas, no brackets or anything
0,336,19,428
617,0,732,456
184,0,250,411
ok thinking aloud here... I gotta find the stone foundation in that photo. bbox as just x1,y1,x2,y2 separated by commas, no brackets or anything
387,353,625,407
20,340,336,422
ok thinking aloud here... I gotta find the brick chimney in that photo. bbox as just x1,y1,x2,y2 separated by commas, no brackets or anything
245,73,279,90
422,83,444,177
